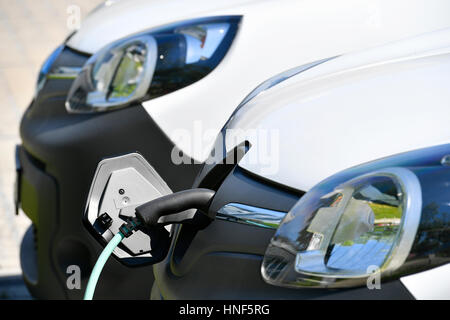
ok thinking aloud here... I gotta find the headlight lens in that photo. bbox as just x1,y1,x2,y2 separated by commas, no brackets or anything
262,143,450,289
66,16,240,113
75,35,157,109
262,167,424,288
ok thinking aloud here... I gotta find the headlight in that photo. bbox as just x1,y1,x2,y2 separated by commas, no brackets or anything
262,145,450,288
66,16,241,113
35,45,64,98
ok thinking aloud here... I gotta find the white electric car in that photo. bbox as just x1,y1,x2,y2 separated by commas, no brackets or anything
16,0,450,299
84,28,450,300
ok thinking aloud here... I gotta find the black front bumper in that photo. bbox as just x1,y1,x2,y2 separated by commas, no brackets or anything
18,47,201,299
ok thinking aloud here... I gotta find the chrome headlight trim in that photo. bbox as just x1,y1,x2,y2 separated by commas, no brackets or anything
65,35,158,113
367,168,422,274
261,167,423,288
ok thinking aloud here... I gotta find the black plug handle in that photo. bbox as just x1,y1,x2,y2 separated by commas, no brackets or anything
135,188,215,227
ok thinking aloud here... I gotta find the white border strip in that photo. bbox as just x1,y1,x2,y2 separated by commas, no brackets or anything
401,263,450,300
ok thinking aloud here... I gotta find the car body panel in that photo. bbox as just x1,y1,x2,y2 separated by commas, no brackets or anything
67,0,450,163
67,0,258,53
234,29,450,191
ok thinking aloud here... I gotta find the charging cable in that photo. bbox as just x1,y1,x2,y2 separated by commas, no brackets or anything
84,188,215,300
84,218,140,300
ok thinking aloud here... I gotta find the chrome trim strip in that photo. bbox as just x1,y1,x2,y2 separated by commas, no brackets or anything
47,66,82,80
217,203,286,229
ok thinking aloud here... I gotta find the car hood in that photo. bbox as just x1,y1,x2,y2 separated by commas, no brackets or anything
66,0,260,54
223,28,450,192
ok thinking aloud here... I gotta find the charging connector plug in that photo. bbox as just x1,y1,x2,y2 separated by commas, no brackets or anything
118,217,141,238
135,188,216,227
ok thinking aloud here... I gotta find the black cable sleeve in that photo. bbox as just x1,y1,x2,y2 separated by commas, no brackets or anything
135,188,215,227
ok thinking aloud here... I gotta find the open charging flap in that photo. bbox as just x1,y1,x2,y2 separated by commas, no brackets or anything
84,153,193,265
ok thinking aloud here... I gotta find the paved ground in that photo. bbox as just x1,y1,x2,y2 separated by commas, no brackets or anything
0,0,103,299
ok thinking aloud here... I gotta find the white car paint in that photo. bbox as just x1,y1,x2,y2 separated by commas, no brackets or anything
67,0,450,163
401,264,450,300
68,0,259,53
232,28,450,191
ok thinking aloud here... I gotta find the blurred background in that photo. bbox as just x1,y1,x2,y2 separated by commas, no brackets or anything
0,0,103,299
